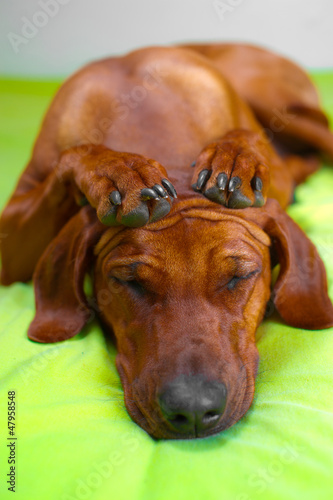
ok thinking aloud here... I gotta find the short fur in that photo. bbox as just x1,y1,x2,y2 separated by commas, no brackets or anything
1,43,333,439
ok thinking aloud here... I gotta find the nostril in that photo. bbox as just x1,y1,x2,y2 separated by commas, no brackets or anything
205,411,219,417
201,411,221,426
169,414,189,426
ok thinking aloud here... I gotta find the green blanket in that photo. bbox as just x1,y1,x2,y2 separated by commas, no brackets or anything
0,75,333,500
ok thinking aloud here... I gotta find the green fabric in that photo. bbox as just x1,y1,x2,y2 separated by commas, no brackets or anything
0,74,333,500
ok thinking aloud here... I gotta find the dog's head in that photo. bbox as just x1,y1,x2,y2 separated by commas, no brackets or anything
28,199,333,439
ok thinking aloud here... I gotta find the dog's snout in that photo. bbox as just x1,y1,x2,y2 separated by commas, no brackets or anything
158,374,227,436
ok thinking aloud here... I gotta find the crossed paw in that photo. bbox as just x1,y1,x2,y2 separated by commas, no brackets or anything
60,145,177,227
191,131,270,208
60,132,269,230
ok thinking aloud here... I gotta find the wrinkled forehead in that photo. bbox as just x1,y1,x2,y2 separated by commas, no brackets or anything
95,211,271,263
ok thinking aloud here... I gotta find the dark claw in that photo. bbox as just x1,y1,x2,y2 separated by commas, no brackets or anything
253,190,265,207
217,172,228,191
149,198,171,223
109,190,122,206
191,161,196,167
228,190,252,209
228,176,242,192
161,179,177,198
197,169,211,190
141,188,160,201
153,184,168,198
252,177,263,192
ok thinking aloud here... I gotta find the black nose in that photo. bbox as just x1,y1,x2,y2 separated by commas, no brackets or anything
158,374,227,436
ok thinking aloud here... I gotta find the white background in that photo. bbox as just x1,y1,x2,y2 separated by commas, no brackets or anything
1,0,333,78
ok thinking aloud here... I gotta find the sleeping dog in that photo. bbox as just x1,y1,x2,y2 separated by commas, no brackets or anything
1,43,333,439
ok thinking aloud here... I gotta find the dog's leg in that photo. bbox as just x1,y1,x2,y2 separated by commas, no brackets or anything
0,145,176,285
186,43,333,163
186,43,333,208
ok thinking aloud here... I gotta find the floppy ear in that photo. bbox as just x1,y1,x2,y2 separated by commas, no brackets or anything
28,206,105,343
247,199,333,329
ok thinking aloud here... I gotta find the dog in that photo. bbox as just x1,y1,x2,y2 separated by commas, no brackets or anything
1,43,333,439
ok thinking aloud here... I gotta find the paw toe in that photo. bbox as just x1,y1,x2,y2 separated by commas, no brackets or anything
203,186,227,205
100,205,120,226
149,198,171,223
119,202,150,227
253,191,265,207
228,190,252,209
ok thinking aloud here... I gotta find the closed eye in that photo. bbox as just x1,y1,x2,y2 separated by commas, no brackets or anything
112,276,146,296
226,269,260,291
126,279,146,296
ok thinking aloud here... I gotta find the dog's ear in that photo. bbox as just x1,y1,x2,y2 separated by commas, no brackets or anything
247,199,333,329
28,206,105,343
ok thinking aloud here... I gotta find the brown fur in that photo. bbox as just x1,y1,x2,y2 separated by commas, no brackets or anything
1,44,333,439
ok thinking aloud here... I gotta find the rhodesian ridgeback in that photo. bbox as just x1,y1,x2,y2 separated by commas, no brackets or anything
1,43,333,439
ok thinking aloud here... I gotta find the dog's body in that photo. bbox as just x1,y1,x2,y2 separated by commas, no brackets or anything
1,44,333,439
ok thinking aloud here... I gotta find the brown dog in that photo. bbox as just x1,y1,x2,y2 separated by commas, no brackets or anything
1,44,333,439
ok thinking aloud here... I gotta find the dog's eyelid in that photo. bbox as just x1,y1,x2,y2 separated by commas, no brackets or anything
241,267,261,277
107,265,151,291
224,267,261,291
107,261,143,281
108,267,136,282
236,267,261,280
233,257,262,275
111,274,136,283
111,275,147,296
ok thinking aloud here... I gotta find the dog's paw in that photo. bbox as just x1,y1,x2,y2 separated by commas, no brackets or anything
191,130,270,208
60,145,177,227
